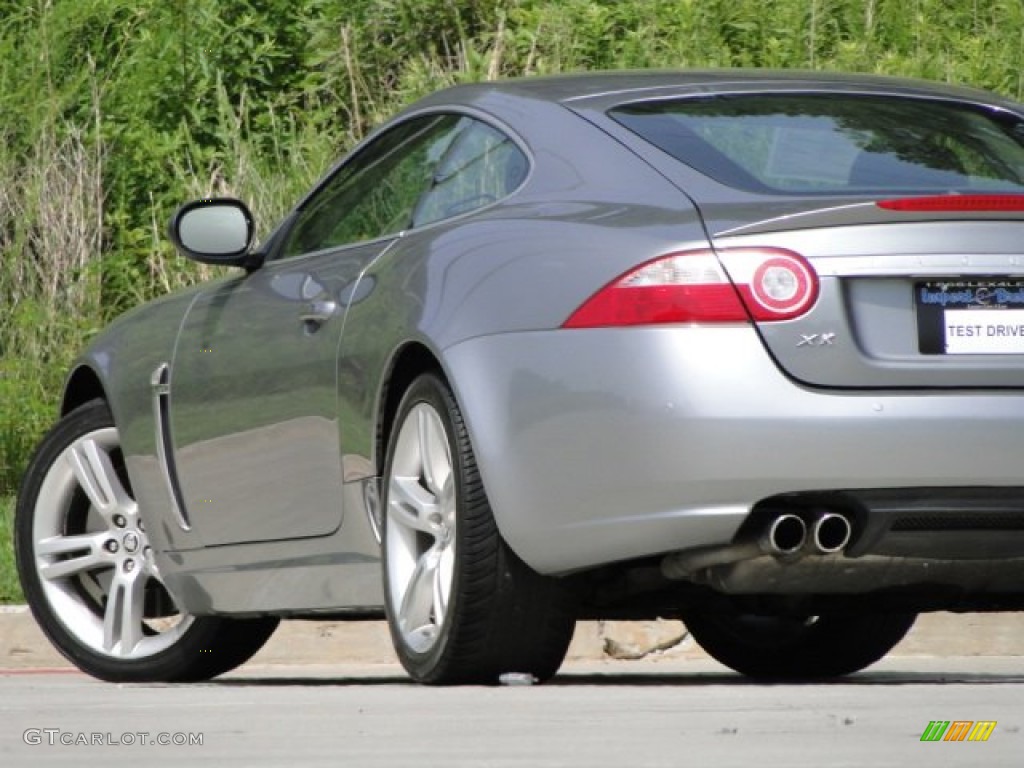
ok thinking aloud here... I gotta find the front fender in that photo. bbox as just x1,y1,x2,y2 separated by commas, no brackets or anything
65,285,209,555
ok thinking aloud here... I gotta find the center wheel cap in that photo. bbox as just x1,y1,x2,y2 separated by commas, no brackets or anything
122,532,140,554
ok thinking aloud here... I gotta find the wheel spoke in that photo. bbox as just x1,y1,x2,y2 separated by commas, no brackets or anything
37,532,112,581
439,473,456,525
432,546,450,628
418,408,450,497
103,570,147,656
399,548,441,634
389,476,440,534
66,437,133,519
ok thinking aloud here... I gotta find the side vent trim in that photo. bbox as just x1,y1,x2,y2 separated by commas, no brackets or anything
150,363,191,531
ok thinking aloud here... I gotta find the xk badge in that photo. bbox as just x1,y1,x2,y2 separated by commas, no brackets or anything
797,332,836,347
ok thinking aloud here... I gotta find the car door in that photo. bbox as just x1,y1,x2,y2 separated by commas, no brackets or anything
167,113,468,546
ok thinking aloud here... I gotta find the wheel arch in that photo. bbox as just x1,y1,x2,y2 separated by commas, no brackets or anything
375,342,446,473
61,365,108,416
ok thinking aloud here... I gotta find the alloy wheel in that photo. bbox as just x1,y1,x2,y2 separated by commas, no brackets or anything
30,427,192,659
385,403,457,654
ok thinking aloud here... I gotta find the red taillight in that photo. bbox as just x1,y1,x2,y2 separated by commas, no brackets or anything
877,194,1024,212
730,250,819,321
563,248,818,328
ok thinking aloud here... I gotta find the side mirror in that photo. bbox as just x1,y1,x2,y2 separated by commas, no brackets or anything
168,198,257,268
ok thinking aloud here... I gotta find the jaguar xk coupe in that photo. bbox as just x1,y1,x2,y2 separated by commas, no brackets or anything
16,69,1024,684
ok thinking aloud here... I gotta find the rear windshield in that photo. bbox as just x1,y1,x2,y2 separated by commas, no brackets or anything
610,94,1024,195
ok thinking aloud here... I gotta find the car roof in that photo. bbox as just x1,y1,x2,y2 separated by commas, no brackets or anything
413,68,1020,112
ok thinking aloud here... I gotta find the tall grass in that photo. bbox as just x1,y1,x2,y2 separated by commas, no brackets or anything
3,0,1024,496
0,496,22,603
0,116,104,493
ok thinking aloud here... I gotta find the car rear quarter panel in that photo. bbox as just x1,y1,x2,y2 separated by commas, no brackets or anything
338,92,712,466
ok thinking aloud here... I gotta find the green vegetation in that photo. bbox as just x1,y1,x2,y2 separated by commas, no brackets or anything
2,0,1024,503
1,496,22,603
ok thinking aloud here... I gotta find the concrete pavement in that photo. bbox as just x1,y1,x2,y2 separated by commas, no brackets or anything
3,657,1023,767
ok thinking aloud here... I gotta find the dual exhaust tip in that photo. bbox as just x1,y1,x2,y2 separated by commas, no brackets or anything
760,511,852,556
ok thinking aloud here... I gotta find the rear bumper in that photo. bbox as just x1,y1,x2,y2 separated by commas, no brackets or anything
443,326,1024,574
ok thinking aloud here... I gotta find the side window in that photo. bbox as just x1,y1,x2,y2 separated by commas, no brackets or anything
413,121,528,228
281,114,464,257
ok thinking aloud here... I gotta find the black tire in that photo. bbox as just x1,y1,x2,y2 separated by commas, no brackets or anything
381,373,575,684
15,399,278,682
683,607,917,680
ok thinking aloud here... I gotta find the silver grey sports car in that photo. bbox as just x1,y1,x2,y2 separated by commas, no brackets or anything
15,69,1024,685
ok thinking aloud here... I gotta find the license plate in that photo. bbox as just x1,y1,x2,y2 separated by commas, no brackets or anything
916,280,1024,354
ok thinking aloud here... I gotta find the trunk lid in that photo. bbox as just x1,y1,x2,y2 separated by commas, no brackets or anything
566,83,1024,388
706,199,1024,389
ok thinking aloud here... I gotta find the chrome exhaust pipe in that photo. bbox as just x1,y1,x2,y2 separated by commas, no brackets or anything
811,512,852,554
759,513,807,556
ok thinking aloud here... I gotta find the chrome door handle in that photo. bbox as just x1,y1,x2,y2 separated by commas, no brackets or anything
300,299,337,326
